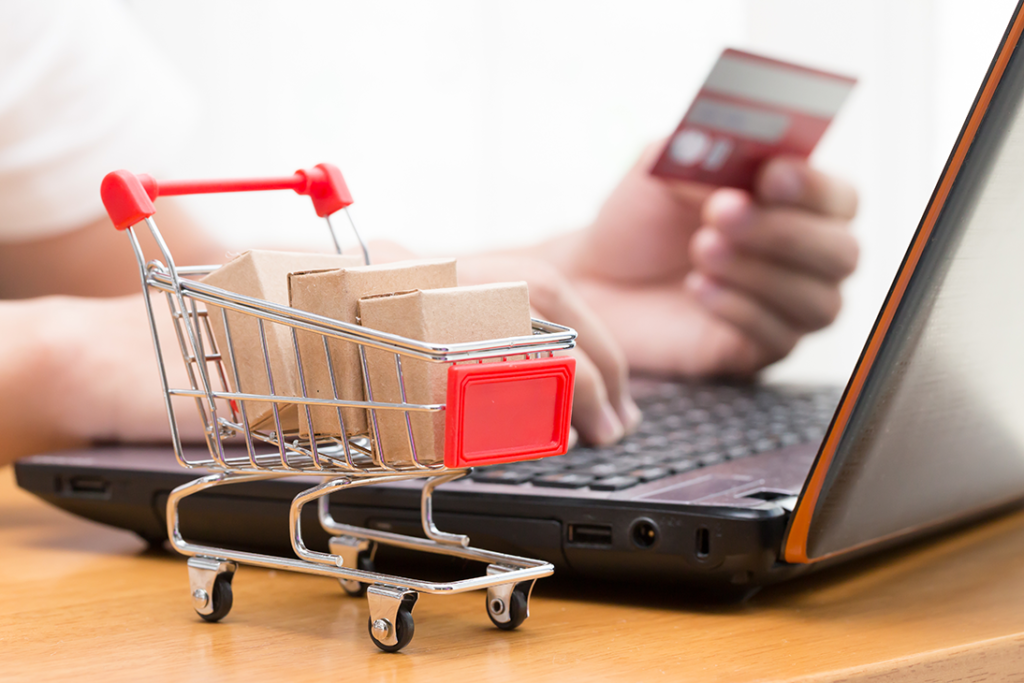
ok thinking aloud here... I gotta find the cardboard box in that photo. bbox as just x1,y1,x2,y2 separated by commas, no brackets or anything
358,282,532,467
288,259,458,438
202,250,364,432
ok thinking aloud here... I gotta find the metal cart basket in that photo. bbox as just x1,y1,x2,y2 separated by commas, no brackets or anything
100,164,577,652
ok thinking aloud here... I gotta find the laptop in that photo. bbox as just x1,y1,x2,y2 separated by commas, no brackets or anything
16,0,1024,591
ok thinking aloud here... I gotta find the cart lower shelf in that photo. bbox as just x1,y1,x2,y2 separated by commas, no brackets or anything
171,468,553,652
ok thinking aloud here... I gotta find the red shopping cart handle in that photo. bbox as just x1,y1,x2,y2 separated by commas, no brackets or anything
100,163,353,230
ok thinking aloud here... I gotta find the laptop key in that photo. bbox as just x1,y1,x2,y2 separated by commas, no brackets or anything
645,450,686,463
470,469,534,485
803,426,826,441
667,440,696,455
532,473,596,488
699,452,726,466
636,420,663,436
780,432,802,446
663,415,685,429
668,459,701,474
590,476,641,491
641,435,671,449
687,408,711,423
727,446,752,460
562,452,601,467
505,459,566,473
608,456,643,470
627,467,669,482
720,430,745,445
572,463,623,478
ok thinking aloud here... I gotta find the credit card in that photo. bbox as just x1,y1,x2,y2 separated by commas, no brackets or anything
650,48,855,190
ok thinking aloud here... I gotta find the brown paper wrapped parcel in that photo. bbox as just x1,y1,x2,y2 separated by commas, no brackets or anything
287,258,458,439
201,250,364,432
358,282,532,467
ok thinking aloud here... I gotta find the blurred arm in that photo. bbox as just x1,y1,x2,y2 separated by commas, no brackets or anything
0,294,206,466
0,200,228,299
0,200,227,464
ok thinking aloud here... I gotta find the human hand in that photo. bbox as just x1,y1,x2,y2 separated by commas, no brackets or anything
458,255,642,447
552,143,859,377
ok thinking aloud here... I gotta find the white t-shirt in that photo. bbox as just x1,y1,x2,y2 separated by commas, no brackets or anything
0,0,198,242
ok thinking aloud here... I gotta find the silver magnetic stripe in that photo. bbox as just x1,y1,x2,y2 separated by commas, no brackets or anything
688,98,790,143
705,53,854,118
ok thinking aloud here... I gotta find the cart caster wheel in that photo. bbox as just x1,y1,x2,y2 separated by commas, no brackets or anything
339,553,375,597
197,574,233,623
487,583,529,631
368,603,414,653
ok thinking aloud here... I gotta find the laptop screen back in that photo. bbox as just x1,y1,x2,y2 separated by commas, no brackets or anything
786,1,1024,563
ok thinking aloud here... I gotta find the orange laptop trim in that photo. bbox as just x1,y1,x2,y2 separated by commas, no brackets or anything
782,6,1024,564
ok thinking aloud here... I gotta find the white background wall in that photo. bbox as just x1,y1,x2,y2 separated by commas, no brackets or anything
126,0,1019,384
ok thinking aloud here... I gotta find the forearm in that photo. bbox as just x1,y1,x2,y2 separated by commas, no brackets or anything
0,200,229,299
0,295,193,466
0,298,87,464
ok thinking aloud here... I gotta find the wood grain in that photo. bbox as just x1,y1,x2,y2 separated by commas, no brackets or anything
3,465,1024,682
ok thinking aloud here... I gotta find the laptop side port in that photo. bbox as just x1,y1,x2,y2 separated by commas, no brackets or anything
567,523,613,546
695,527,711,558
630,518,659,549
59,475,112,499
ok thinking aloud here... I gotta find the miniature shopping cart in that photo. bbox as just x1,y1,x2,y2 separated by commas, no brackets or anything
100,164,577,652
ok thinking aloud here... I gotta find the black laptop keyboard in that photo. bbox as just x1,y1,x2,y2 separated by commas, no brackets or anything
468,381,842,492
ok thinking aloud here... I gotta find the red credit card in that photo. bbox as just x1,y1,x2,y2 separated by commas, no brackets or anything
650,48,856,190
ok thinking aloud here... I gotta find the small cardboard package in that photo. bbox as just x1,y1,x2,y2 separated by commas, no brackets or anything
288,258,458,438
358,282,532,467
202,250,364,431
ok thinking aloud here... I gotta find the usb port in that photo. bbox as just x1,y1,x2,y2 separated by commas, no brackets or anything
60,476,112,499
567,524,613,546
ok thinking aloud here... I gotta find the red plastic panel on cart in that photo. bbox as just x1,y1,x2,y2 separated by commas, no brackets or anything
444,357,575,469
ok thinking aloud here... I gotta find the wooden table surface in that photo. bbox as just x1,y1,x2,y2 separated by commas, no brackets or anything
4,465,1024,682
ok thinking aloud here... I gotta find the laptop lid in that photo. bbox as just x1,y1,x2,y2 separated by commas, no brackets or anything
784,0,1024,564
